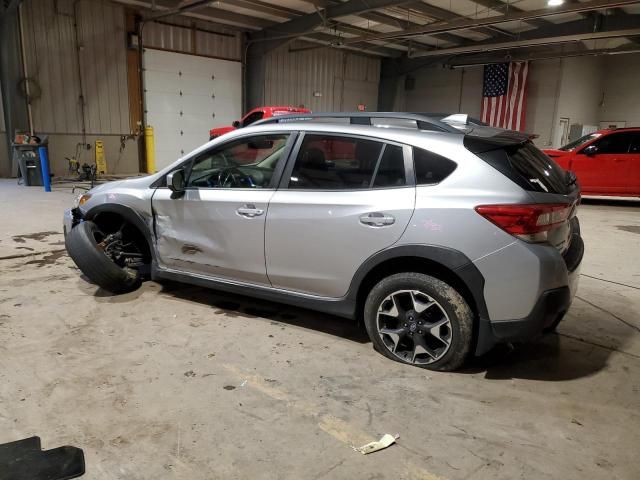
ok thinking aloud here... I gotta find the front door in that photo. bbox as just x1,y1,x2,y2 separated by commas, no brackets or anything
265,133,415,298
152,132,293,285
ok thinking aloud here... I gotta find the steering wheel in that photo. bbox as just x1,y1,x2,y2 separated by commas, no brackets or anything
216,167,255,188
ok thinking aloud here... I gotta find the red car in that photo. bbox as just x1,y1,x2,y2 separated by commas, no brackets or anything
209,106,311,140
544,128,640,197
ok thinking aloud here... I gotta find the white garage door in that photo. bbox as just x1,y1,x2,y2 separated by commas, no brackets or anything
144,48,242,170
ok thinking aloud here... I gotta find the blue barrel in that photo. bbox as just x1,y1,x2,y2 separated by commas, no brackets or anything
38,146,51,192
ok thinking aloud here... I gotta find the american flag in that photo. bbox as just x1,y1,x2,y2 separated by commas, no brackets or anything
481,62,529,131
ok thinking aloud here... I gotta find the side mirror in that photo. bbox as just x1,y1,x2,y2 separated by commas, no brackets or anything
232,120,241,128
583,145,598,156
167,169,185,193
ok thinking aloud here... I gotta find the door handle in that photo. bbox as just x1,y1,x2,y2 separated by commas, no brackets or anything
360,212,395,227
237,204,264,218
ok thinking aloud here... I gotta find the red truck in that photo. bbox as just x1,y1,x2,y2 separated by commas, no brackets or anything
209,106,311,140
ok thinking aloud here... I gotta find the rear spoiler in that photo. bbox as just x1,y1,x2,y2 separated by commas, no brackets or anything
463,129,533,154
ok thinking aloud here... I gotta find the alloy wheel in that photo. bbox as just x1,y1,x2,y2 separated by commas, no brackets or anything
376,289,452,365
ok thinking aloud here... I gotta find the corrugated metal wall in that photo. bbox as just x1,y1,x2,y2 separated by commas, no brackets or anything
0,82,6,178
263,43,381,112
0,82,5,132
21,0,130,135
143,17,242,61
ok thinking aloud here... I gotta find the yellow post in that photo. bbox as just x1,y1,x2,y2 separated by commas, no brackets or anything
144,126,156,173
95,140,107,174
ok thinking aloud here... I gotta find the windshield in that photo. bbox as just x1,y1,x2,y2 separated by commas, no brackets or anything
559,132,602,151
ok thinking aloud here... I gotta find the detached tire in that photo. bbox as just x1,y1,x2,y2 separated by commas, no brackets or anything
66,221,141,293
364,273,473,372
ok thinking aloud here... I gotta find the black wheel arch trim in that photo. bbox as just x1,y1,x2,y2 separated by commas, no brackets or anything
83,203,157,262
344,244,495,356
346,244,487,313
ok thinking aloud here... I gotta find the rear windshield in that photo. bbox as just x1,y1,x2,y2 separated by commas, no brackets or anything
475,142,570,194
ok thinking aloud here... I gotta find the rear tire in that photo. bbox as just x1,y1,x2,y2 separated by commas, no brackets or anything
66,221,141,293
363,273,473,371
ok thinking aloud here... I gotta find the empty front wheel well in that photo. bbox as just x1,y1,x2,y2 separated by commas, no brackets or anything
355,256,479,324
89,211,152,262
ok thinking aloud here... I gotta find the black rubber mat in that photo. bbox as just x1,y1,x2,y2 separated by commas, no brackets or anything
0,436,85,480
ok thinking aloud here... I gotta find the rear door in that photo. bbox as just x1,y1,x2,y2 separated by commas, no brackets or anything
265,133,415,298
572,131,634,194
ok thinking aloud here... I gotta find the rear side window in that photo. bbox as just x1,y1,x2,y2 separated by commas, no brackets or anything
288,134,406,190
413,148,457,185
475,142,570,194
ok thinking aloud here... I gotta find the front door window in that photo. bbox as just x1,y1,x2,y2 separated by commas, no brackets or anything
187,134,290,189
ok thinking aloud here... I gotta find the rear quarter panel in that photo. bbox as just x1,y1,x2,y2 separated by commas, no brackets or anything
398,139,559,322
399,139,526,261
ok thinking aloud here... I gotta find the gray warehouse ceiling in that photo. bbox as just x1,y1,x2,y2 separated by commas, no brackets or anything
95,0,640,63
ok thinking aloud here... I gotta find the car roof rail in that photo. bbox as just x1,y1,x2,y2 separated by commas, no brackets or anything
252,112,462,133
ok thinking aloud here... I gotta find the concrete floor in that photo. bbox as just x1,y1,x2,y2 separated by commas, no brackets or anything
0,178,638,480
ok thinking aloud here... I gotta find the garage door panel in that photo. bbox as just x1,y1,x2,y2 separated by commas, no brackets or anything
181,113,215,133
154,131,180,151
212,98,240,126
144,71,180,93
181,94,214,112
154,136,182,166
145,92,182,114
177,54,213,74
180,133,210,157
147,111,182,130
144,48,241,170
144,49,182,71
180,76,214,94
179,55,239,76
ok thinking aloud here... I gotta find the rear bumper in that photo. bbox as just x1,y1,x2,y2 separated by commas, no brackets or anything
490,286,571,341
475,233,584,354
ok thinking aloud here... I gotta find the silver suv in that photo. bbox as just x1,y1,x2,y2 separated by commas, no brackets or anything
64,113,584,371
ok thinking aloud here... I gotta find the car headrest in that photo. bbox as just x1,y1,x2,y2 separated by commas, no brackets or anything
301,148,327,170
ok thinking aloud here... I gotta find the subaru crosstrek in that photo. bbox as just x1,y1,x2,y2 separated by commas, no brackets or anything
64,113,584,371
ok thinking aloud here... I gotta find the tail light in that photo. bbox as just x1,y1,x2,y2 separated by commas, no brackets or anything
475,203,572,243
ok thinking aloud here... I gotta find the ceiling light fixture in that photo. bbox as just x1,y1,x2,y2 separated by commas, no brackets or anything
548,0,565,6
